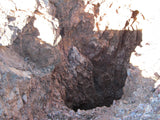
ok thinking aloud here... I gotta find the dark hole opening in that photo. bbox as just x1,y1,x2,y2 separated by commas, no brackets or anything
52,30,142,112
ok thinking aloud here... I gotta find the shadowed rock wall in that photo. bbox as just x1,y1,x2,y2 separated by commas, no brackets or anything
0,0,143,118
51,0,142,111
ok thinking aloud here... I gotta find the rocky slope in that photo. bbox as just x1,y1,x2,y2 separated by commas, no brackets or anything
0,0,160,119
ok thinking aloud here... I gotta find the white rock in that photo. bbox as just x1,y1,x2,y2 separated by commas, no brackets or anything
22,94,27,103
0,0,37,46
13,0,37,12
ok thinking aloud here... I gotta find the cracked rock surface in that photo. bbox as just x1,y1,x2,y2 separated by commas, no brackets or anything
0,0,160,119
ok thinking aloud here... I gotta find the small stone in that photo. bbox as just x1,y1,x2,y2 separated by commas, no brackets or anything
22,94,27,103
123,100,128,104
144,104,153,114
17,98,23,110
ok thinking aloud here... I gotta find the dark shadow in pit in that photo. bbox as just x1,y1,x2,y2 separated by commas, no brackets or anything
10,0,143,112
52,29,142,112
51,0,143,112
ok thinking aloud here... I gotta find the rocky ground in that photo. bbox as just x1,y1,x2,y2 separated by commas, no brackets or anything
0,0,160,120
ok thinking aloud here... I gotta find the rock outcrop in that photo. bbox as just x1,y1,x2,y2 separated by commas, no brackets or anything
51,0,142,111
1,0,159,119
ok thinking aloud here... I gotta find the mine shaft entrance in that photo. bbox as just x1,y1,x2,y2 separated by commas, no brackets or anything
52,29,142,111
49,0,143,112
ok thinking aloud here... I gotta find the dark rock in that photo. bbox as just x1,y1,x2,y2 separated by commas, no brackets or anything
51,0,142,111
13,17,61,68
1,0,150,119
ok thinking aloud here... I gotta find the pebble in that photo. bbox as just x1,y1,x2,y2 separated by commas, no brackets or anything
22,94,27,103
144,104,153,114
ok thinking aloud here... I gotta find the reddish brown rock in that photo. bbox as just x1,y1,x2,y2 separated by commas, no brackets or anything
0,0,147,119
51,0,142,111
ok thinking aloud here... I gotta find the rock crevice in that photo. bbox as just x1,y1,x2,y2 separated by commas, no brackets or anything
52,30,142,111
0,0,146,119
49,0,143,111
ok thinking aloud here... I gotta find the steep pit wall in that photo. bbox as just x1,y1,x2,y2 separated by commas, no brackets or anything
51,0,142,111
0,0,144,118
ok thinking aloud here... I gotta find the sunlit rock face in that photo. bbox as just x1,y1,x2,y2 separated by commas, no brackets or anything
13,17,61,68
0,0,61,118
11,0,62,68
0,0,38,46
